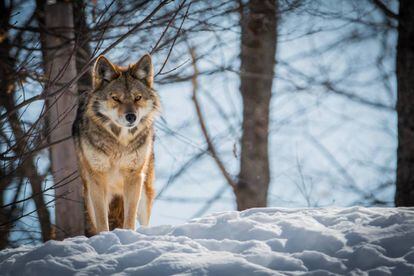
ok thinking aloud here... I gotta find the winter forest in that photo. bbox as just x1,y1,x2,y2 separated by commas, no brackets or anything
1,0,414,275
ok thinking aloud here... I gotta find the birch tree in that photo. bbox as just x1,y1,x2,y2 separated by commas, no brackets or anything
40,1,84,239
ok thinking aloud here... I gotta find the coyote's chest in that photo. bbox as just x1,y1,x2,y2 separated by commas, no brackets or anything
81,138,143,168
82,132,148,167
81,137,149,195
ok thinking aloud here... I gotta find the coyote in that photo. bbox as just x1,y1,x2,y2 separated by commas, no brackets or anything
72,54,159,234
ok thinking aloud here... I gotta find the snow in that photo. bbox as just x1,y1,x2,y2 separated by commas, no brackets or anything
1,207,414,275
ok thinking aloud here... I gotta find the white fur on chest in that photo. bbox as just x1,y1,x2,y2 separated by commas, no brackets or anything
118,127,134,146
81,134,149,170
81,132,151,199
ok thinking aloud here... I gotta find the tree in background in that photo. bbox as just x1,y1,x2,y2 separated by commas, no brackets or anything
190,0,277,211
371,0,414,206
39,1,84,239
236,0,277,210
395,0,414,206
0,0,54,246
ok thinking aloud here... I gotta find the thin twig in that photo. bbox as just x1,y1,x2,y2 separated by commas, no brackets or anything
190,47,236,190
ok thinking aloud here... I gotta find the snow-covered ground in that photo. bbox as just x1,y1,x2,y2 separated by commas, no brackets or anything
1,207,413,275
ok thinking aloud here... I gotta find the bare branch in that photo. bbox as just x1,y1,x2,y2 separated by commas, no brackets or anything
190,47,236,190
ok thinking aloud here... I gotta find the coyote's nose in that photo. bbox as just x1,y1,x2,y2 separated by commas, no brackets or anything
125,113,137,124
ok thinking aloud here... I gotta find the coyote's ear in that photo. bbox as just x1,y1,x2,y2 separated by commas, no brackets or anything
130,54,154,88
92,56,119,89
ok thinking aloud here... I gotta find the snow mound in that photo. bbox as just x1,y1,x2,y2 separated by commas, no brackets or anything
1,207,414,275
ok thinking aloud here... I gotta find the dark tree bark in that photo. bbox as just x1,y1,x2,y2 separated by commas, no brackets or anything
235,0,277,210
0,0,15,248
73,0,92,94
41,1,85,238
72,0,94,236
395,0,414,206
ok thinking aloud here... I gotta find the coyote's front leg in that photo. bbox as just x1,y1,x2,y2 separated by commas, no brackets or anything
122,170,144,230
85,172,109,233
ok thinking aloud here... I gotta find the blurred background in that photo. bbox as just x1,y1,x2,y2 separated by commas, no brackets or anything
1,0,409,247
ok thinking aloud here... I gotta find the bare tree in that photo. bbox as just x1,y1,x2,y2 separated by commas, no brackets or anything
395,0,414,206
0,0,53,246
39,1,84,239
235,0,277,210
187,0,277,211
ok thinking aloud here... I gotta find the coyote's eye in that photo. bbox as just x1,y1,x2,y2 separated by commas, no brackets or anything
112,96,121,103
134,95,142,102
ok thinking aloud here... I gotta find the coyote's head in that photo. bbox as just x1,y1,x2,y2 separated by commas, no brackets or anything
87,54,160,130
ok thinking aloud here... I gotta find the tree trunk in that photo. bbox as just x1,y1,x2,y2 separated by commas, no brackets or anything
42,2,84,238
73,0,92,94
72,0,94,236
235,0,277,210
395,0,414,206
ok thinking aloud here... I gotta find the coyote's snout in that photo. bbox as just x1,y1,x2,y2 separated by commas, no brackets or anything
72,54,160,234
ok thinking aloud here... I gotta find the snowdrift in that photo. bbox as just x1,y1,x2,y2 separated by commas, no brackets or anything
1,207,414,275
